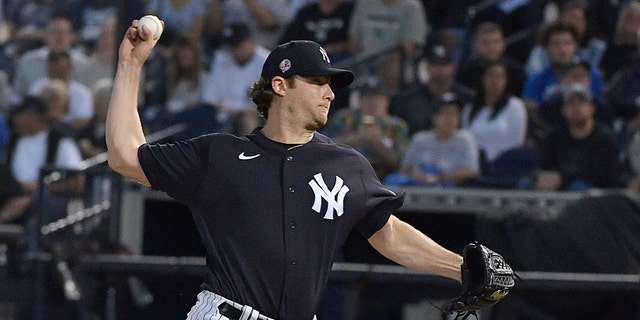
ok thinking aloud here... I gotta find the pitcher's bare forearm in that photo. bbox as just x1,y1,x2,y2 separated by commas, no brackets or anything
369,215,462,282
106,21,161,186
106,62,149,185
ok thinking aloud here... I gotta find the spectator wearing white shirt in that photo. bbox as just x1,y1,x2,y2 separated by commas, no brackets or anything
13,16,89,98
8,96,83,193
201,23,269,134
462,60,527,164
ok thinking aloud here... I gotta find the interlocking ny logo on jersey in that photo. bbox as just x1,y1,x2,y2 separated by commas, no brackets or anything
308,173,349,220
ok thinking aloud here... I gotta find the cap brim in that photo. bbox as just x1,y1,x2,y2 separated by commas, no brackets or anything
299,67,354,89
329,69,354,89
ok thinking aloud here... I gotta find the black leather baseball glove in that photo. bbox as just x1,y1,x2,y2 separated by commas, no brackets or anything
441,241,516,319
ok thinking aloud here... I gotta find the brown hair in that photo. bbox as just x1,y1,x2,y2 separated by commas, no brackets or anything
168,35,203,91
249,77,295,119
473,21,503,41
537,21,579,47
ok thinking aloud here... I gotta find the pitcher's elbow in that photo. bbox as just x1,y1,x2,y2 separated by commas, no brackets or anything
106,147,133,174
107,154,125,176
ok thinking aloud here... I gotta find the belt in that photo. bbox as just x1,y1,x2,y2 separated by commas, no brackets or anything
217,301,274,320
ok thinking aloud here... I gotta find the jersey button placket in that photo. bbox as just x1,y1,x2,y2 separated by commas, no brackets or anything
282,150,300,295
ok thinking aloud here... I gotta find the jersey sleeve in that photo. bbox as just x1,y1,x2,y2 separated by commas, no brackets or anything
353,152,405,239
138,135,213,203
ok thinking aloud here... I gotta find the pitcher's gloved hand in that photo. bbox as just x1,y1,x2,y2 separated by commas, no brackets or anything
441,241,516,319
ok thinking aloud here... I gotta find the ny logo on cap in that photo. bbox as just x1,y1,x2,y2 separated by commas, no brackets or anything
319,47,330,63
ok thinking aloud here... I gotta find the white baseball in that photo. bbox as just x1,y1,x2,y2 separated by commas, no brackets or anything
137,15,163,40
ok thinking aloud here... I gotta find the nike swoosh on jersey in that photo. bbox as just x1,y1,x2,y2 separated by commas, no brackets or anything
238,152,261,160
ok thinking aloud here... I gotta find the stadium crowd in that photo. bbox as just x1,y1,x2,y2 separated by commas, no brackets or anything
1,0,640,319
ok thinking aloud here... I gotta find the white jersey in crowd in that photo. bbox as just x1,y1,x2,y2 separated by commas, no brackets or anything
201,45,270,111
461,96,527,163
11,130,83,184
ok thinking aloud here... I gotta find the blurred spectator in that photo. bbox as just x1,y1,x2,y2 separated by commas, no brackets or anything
538,60,615,132
462,60,527,164
201,23,268,135
29,50,94,131
13,15,89,98
36,79,76,137
348,0,428,59
70,0,116,50
535,84,622,191
390,44,475,135
280,0,354,63
456,21,527,97
6,0,76,36
347,0,428,90
76,16,117,91
323,76,409,180
164,35,206,117
599,0,640,81
147,0,208,46
77,79,112,159
7,96,83,194
606,57,640,134
464,0,546,65
525,0,607,75
521,21,604,111
394,92,480,187
422,0,481,30
207,0,293,50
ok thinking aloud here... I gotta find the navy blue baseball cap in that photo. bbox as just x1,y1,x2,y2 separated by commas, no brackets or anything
261,40,354,89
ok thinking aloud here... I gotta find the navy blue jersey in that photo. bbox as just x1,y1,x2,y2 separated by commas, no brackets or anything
138,129,404,319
